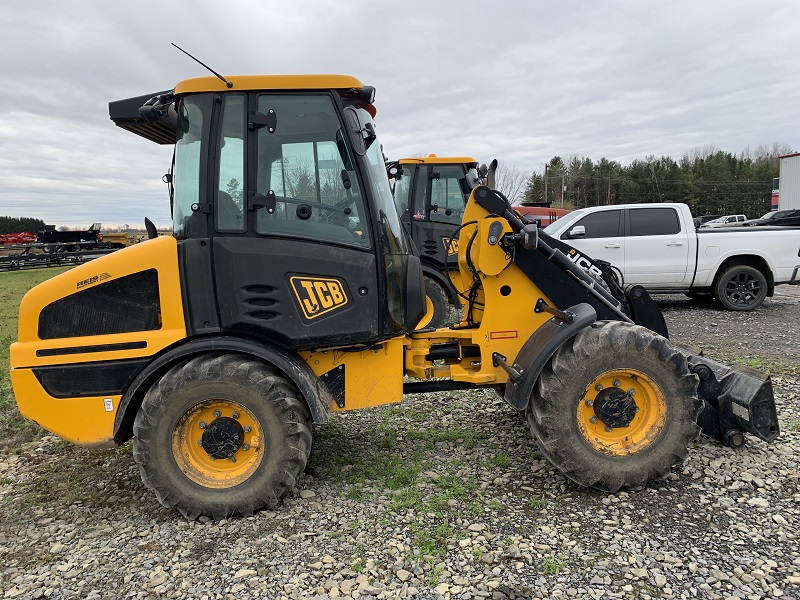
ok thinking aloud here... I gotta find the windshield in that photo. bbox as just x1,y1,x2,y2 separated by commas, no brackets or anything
173,94,212,238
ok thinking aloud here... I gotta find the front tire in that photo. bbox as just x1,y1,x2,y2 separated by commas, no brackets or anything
415,275,450,329
133,353,312,519
526,321,701,492
714,265,767,311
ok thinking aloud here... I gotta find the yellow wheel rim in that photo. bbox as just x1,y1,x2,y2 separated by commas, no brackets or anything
172,400,264,488
576,369,667,456
415,295,435,329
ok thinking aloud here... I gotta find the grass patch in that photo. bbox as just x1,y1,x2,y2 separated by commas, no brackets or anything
308,421,421,486
0,268,72,449
787,419,800,432
737,357,799,376
408,426,481,450
528,496,547,509
542,556,567,575
409,520,453,558
490,452,510,468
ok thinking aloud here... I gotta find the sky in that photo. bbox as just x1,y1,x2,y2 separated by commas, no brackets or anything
0,1,797,228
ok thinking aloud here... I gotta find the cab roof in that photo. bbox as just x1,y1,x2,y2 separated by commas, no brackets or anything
399,156,478,166
110,75,369,145
174,74,365,93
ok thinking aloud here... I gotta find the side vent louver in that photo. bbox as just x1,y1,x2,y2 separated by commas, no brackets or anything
242,284,281,322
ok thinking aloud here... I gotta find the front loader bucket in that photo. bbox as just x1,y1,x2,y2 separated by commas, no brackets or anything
685,355,779,447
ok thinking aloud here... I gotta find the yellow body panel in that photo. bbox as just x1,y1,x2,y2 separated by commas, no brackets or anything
175,75,364,94
301,337,405,411
404,188,554,386
12,236,186,366
10,237,187,446
11,369,118,447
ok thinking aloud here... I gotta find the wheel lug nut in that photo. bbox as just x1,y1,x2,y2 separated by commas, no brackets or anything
232,412,240,419
595,384,603,391
590,416,598,424
628,389,635,396
228,456,236,463
197,440,203,446
199,421,207,429
585,399,594,407
612,379,621,387
244,425,252,433
209,456,215,461
213,410,222,418
604,425,613,432
242,443,250,451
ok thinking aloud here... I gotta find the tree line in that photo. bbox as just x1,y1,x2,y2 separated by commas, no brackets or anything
0,216,46,235
508,144,792,219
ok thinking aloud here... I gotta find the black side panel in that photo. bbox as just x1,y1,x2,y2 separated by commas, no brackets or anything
212,237,380,349
33,359,150,399
179,239,221,336
39,270,161,339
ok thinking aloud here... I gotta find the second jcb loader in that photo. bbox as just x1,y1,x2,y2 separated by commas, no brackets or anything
10,73,779,519
386,155,484,328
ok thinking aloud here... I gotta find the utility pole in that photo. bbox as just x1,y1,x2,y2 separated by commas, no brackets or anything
561,175,565,208
544,164,548,204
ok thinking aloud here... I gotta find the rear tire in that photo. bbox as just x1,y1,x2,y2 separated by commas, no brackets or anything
416,275,450,329
526,321,701,492
133,353,312,519
713,265,767,311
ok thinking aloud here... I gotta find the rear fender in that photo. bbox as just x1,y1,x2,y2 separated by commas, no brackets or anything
503,303,597,411
113,335,331,444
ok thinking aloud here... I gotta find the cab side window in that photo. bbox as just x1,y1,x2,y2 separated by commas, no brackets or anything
254,94,370,248
429,165,469,225
565,210,622,239
216,94,246,233
629,208,680,236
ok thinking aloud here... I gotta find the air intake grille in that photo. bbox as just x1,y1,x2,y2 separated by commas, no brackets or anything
39,269,161,339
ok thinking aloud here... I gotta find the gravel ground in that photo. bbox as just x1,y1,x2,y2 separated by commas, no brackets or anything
1,287,799,600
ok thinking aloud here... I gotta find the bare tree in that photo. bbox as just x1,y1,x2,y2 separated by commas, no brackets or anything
493,162,529,203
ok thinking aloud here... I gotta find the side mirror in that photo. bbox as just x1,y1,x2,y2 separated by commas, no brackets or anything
568,225,586,238
342,107,366,156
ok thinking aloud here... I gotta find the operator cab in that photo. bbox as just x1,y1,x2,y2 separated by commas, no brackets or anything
110,76,425,349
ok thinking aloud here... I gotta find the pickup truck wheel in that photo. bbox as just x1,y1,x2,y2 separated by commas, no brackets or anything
714,265,767,311
415,276,450,329
133,353,312,519
525,321,701,492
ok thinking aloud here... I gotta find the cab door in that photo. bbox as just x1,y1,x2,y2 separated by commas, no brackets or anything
210,92,382,350
412,164,470,269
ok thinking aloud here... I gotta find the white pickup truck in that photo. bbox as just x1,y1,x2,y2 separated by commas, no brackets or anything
543,202,800,310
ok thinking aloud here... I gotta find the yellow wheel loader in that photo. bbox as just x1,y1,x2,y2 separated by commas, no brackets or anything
10,74,778,518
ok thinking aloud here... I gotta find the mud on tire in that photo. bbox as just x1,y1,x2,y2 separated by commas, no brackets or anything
526,321,702,492
133,352,312,519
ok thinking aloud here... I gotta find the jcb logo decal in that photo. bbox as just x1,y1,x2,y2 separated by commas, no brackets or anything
443,237,459,255
290,276,349,320
566,249,603,278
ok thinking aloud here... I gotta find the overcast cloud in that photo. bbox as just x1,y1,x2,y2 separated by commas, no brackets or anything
0,0,797,227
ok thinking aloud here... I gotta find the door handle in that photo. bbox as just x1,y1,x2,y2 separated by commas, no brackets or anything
604,243,621,248
666,241,683,246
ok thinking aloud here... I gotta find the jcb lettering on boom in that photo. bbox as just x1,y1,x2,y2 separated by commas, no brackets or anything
290,276,349,320
566,249,604,278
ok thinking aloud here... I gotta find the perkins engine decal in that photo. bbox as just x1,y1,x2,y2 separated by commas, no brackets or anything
566,249,603,278
290,276,350,320
76,272,111,290
443,237,459,255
